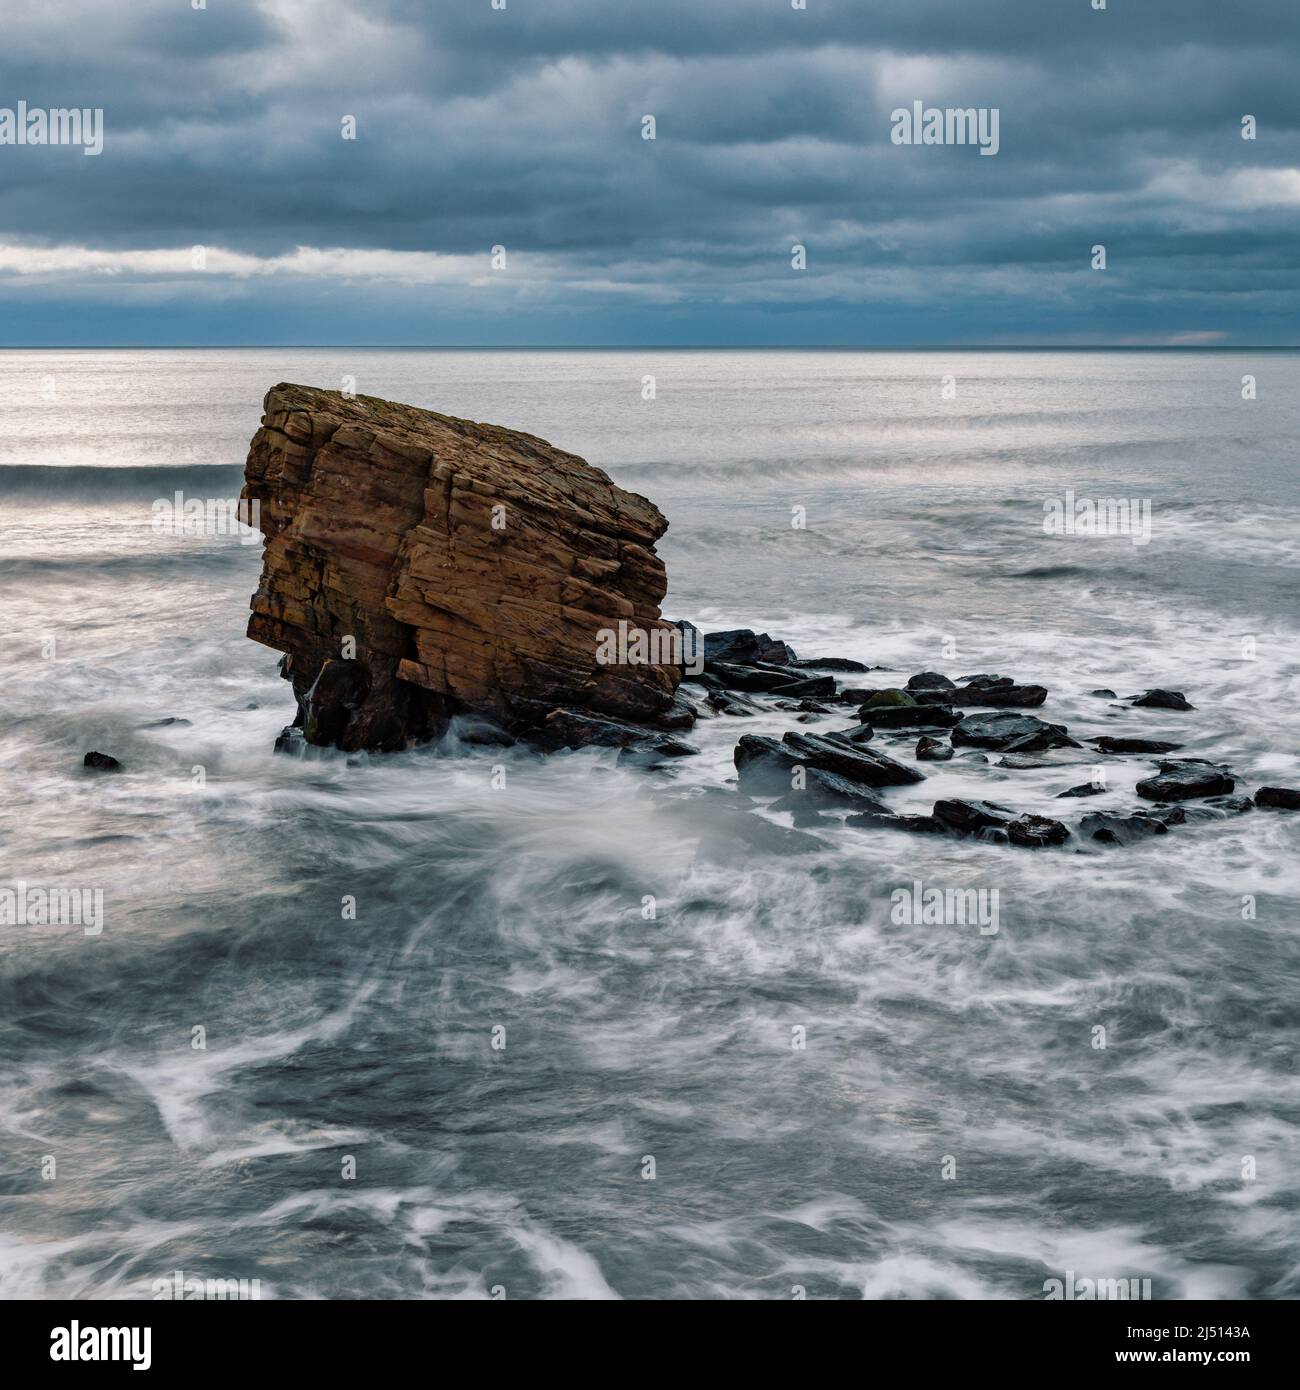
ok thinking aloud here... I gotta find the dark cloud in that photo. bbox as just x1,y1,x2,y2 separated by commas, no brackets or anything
0,0,1296,343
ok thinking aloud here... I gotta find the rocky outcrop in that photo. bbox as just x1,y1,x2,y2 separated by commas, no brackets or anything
242,384,682,750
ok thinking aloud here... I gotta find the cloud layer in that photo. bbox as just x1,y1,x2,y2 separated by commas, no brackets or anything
0,0,1297,344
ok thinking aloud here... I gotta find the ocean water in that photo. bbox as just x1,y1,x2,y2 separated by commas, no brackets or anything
1,348,1298,1300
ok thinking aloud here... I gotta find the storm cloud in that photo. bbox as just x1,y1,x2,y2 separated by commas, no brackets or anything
0,0,1296,344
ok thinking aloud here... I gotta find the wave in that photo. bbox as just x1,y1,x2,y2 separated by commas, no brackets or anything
0,463,245,501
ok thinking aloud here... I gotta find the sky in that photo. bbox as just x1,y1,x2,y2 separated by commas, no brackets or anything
0,0,1297,346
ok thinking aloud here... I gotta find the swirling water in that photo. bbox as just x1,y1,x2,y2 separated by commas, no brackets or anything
1,348,1298,1300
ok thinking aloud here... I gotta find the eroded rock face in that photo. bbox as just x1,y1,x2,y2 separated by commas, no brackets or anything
242,384,681,750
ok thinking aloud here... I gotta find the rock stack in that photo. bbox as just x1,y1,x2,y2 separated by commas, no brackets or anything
242,384,682,750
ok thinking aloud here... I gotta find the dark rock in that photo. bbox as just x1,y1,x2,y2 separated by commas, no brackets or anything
906,671,956,692
791,656,870,672
952,712,1077,752
780,730,924,787
273,726,305,755
769,767,891,815
137,717,192,729
1133,688,1195,711
959,674,1013,689
449,714,517,747
963,683,1048,708
705,690,764,717
845,811,946,835
836,687,880,705
1255,786,1300,810
541,709,696,756
705,660,802,692
1135,766,1234,801
82,751,122,772
703,629,797,666
931,797,1068,847
1007,814,1071,848
1081,811,1171,844
769,675,837,698
931,799,1017,836
915,735,954,762
1177,795,1255,820
1091,736,1184,755
912,686,965,706
958,750,990,763
1088,689,1117,699
997,751,1075,769
861,688,918,709
1057,782,1106,798
857,703,963,730
657,692,699,730
823,724,876,745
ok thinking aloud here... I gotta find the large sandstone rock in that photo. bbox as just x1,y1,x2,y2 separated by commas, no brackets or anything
241,384,682,750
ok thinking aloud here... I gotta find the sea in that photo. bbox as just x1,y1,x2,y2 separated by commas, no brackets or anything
1,348,1298,1299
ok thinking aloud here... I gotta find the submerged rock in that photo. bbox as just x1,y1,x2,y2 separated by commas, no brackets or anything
931,798,1069,847
769,675,837,698
1056,782,1106,798
951,711,1077,752
915,735,954,762
540,709,695,756
1135,763,1234,801
792,656,870,672
242,383,682,751
1088,688,1118,699
1091,736,1184,755
1080,810,1171,844
705,661,802,692
1255,786,1300,810
769,767,891,815
1133,688,1194,711
82,751,122,772
857,702,963,730
969,684,1048,708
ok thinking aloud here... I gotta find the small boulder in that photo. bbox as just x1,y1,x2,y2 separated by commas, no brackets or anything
769,675,837,699
83,751,123,772
769,767,891,815
952,712,1077,752
1255,786,1300,810
1081,811,1171,844
1135,765,1234,801
703,629,797,666
906,671,956,692
1088,689,1117,699
858,703,963,730
779,730,924,787
1133,689,1194,711
915,735,954,762
791,656,870,672
967,684,1048,709
1056,782,1106,798
1091,736,1184,755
